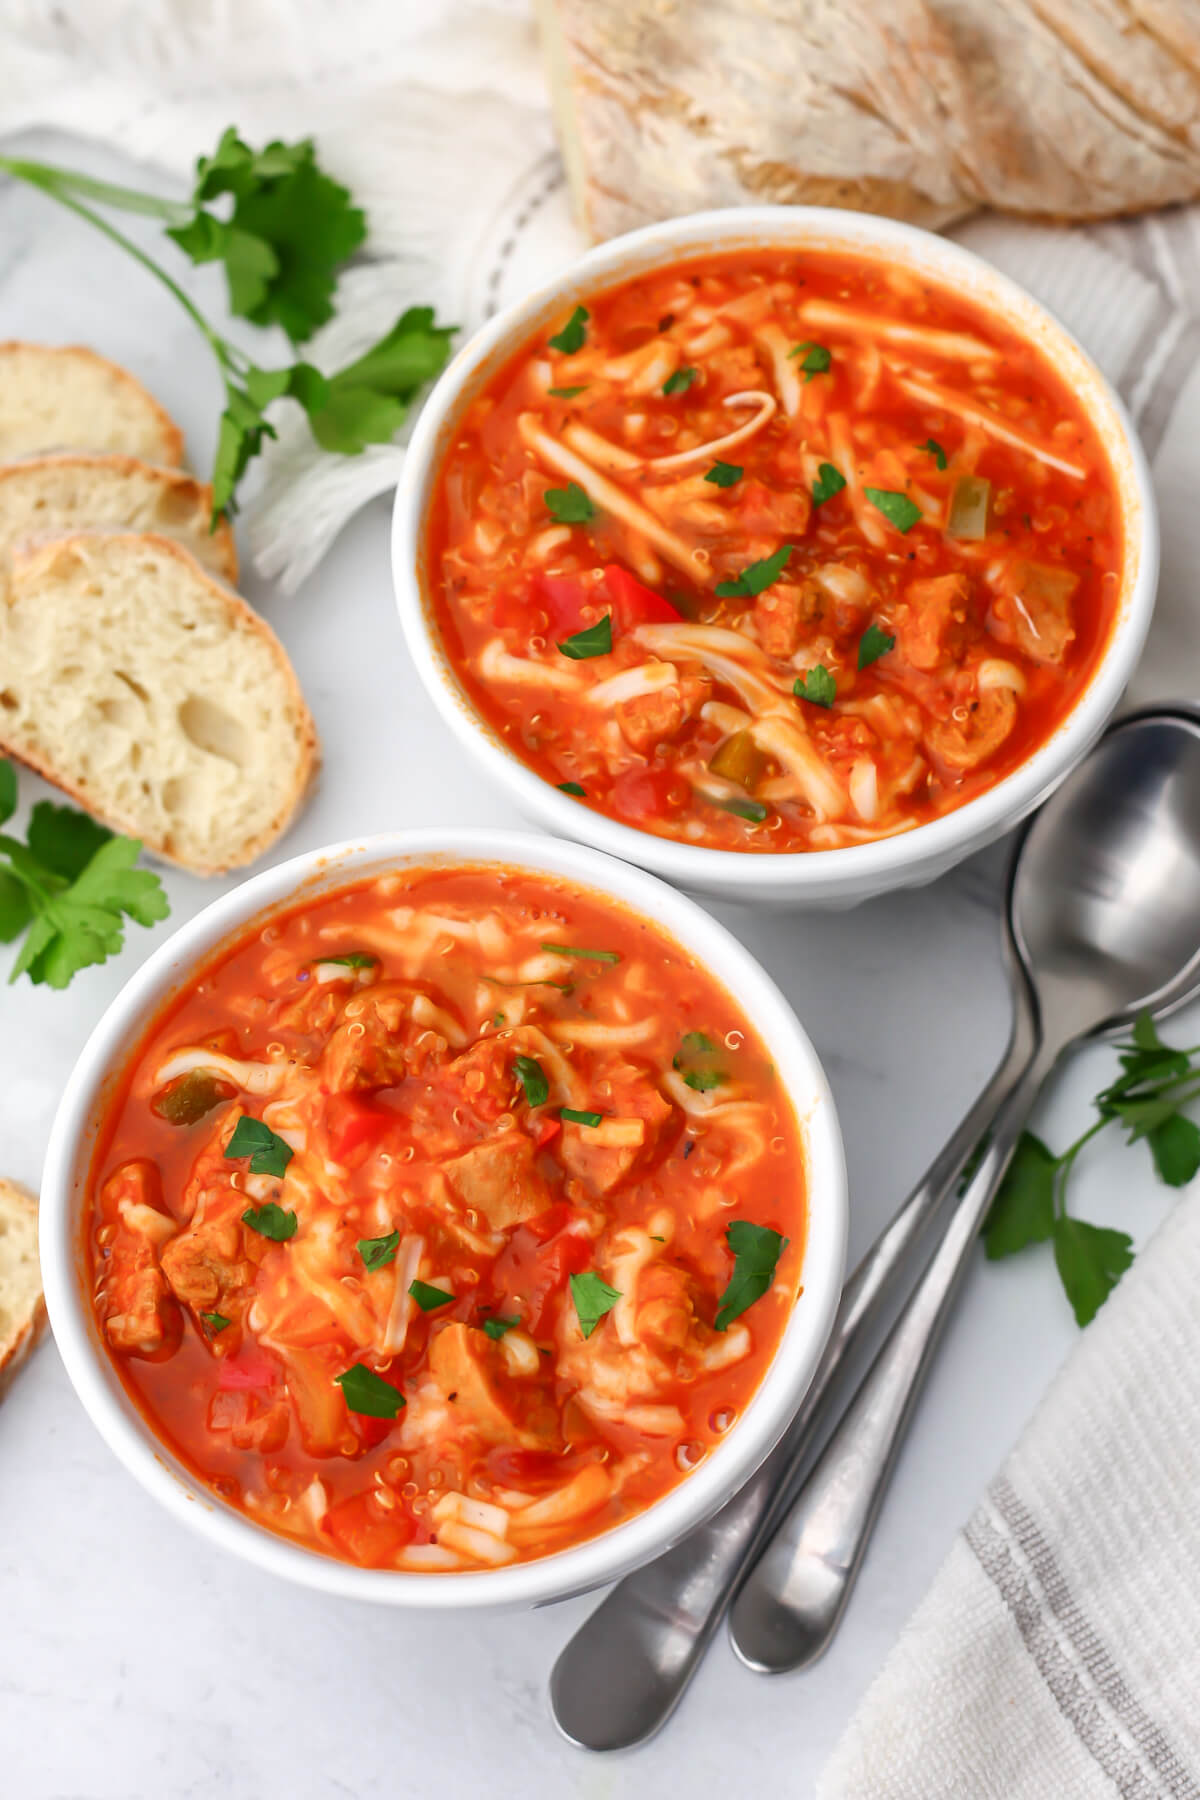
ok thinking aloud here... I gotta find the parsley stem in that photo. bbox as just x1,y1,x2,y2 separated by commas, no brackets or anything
1052,1116,1108,1218
0,157,192,226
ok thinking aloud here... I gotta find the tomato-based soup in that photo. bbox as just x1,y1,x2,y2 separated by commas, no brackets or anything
88,867,806,1571
428,250,1123,851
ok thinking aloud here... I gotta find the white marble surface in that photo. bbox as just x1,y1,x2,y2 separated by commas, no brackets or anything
0,135,1193,1800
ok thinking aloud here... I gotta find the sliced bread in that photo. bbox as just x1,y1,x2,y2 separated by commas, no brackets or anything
0,454,236,587
0,343,184,466
0,533,319,874
0,1178,45,1402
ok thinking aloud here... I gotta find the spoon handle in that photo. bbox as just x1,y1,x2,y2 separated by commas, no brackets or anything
548,1001,1037,1752
728,1035,1059,1675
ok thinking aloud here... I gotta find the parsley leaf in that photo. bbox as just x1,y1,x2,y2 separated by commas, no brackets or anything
409,1280,455,1312
920,437,948,470
545,482,595,525
241,1202,298,1241
335,1363,405,1419
569,1271,622,1339
865,488,922,533
549,305,588,353
513,1054,549,1108
1053,1217,1134,1328
225,1116,294,1178
794,666,836,708
168,130,367,343
561,1107,603,1127
673,1032,726,1092
557,614,611,658
558,781,587,796
714,1221,788,1330
549,385,587,398
811,463,846,508
483,1315,520,1340
201,1312,230,1335
540,941,621,963
321,952,377,969
984,1132,1057,1258
358,1230,401,1272
857,624,896,670
715,544,794,599
1146,1113,1200,1188
788,340,831,380
663,366,699,395
1,815,170,990
709,795,769,823
705,461,743,487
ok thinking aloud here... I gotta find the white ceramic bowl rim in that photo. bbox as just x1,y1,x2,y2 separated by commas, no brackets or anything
40,829,847,1610
393,205,1159,901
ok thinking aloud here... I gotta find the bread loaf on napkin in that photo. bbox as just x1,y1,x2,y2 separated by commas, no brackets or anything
539,0,1200,240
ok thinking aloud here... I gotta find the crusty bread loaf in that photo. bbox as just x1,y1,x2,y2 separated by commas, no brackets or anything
0,1178,45,1402
0,533,319,874
538,0,1200,241
0,343,184,466
0,454,236,588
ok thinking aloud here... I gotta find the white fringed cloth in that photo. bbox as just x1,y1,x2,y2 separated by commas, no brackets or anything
6,10,1200,1790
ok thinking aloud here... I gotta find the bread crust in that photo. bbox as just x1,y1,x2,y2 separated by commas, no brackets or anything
0,342,185,467
0,533,320,876
538,0,1200,241
0,1178,46,1403
0,453,237,586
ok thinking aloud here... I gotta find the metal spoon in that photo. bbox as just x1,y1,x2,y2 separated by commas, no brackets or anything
549,708,1200,1748
729,705,1200,1674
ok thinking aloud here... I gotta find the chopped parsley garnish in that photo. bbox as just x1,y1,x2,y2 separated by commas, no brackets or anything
225,1115,294,1178
662,366,699,395
556,614,612,659
857,624,896,670
201,1312,230,1335
984,1011,1200,1326
357,1230,400,1272
674,1031,727,1092
714,1221,789,1330
569,1271,622,1339
865,488,922,533
540,941,621,963
714,543,794,599
549,385,587,398
241,1202,298,1241
794,665,837,708
513,1054,550,1108
335,1363,405,1419
320,952,377,969
920,437,948,470
409,1280,455,1312
482,1315,520,1340
544,481,595,525
789,340,832,381
561,1107,603,1127
704,461,743,487
710,795,769,823
811,462,846,508
548,305,589,353
557,781,587,796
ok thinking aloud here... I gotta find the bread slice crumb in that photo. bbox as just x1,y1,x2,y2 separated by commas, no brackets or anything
0,1179,45,1402
0,343,184,466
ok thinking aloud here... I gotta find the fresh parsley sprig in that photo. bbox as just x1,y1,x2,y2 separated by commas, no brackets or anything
0,132,455,519
0,761,169,989
985,1013,1200,1325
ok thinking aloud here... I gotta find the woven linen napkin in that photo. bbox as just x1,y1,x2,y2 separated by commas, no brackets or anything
819,1190,1200,1800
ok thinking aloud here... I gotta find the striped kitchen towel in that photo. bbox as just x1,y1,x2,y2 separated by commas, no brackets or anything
819,1188,1200,1800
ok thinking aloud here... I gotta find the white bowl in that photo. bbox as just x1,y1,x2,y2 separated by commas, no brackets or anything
392,205,1159,909
40,829,846,1611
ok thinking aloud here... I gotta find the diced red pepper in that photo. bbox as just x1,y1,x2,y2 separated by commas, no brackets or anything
601,565,681,629
216,1347,279,1391
327,1092,392,1162
537,573,600,636
610,765,691,822
489,1208,593,1336
324,1492,415,1567
532,1115,562,1149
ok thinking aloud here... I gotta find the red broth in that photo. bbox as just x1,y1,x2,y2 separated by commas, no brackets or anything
427,249,1122,852
87,866,806,1570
